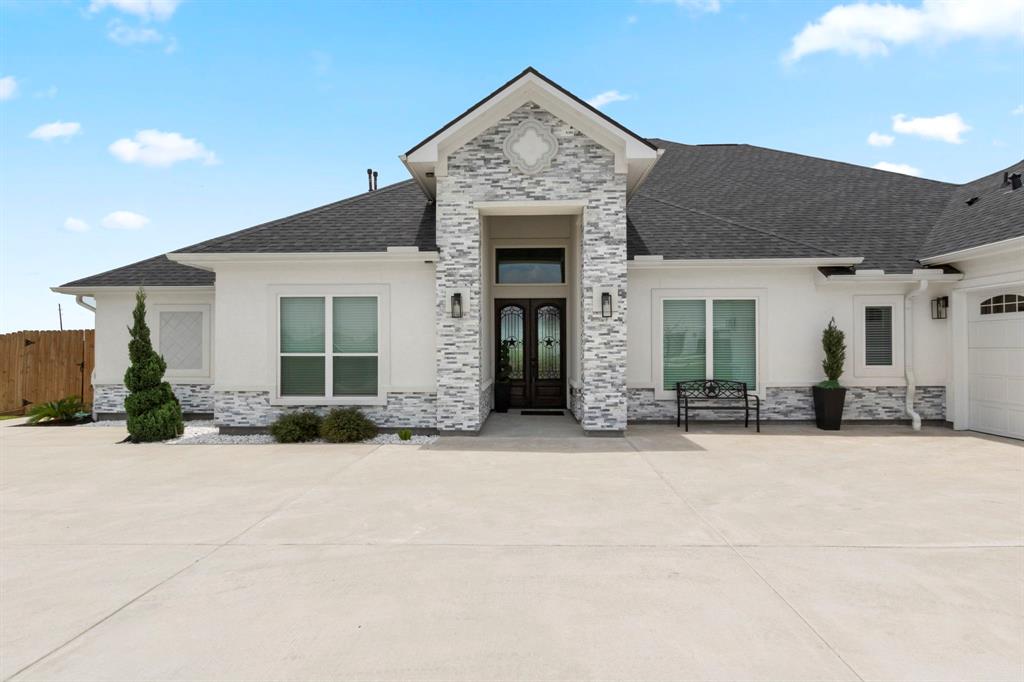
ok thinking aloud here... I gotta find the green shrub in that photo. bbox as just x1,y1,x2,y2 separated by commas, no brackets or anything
270,411,322,443
818,317,846,388
124,289,184,442
26,396,85,424
319,408,377,443
397,428,413,441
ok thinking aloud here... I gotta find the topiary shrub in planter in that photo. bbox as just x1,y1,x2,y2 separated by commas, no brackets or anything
812,318,848,430
319,408,378,443
270,411,322,443
124,289,184,442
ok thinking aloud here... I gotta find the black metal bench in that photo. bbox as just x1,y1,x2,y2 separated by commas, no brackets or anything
676,379,760,432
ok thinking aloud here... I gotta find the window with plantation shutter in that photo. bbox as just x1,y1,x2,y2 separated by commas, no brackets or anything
661,297,758,393
279,295,379,399
663,300,706,390
713,300,757,389
864,305,893,366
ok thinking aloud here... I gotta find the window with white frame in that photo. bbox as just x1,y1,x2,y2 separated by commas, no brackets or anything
854,295,903,377
662,298,757,390
279,296,378,398
155,305,210,377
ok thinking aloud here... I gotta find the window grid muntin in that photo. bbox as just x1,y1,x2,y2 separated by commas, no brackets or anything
279,295,380,399
981,293,1023,315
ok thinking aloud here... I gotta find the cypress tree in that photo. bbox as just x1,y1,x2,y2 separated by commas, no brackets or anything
124,288,184,442
819,317,846,388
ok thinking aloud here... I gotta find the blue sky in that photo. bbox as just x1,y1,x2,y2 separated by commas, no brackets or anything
1,0,1022,332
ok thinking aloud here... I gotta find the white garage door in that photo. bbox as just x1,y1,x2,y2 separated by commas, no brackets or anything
968,290,1024,440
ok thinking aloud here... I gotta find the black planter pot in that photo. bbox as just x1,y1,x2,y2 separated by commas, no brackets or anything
494,382,512,413
812,386,847,430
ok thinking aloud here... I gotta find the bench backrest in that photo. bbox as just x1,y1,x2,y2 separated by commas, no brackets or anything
676,379,749,399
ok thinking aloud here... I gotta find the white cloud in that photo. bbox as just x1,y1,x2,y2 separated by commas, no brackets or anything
64,217,90,232
587,90,633,109
101,211,150,230
784,0,1024,63
89,0,180,21
674,0,720,11
872,161,921,176
0,76,17,101
1013,104,1024,115
34,85,58,99
109,129,218,167
867,131,894,147
107,20,163,45
627,15,638,24
29,121,82,141
892,112,970,144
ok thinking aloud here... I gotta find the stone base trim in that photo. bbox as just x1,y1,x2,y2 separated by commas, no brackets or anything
93,383,214,416
213,390,438,428
628,386,946,423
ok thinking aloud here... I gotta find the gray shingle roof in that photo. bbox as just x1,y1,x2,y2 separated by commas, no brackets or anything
58,254,214,289
176,179,435,254
635,141,956,271
919,161,1024,260
59,139,1021,289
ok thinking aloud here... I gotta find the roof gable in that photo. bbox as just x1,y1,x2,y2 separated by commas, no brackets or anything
401,67,659,198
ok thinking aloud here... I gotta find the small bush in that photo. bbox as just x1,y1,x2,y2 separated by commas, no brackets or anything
319,408,378,443
397,428,413,441
270,411,322,443
26,396,85,424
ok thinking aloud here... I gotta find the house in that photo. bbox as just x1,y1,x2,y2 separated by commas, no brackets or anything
54,68,1024,439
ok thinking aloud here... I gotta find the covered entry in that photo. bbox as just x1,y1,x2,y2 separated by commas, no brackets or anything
495,298,566,409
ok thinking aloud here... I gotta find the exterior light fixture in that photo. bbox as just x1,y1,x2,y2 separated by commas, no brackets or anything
451,292,463,319
601,292,613,318
930,296,949,320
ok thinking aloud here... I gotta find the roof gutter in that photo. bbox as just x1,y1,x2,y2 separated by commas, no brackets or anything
822,269,963,283
74,295,96,313
52,285,216,296
628,256,863,269
918,235,1024,265
168,250,440,271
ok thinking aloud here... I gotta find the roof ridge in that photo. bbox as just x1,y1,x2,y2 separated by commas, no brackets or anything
634,191,845,259
172,179,419,254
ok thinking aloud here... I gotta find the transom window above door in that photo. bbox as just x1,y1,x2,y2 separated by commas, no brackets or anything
495,248,565,284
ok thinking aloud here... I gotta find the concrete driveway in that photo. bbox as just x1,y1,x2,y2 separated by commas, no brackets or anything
1,419,1021,681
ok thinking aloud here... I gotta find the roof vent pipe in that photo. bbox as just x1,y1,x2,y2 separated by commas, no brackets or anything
1003,172,1010,186
1011,173,1022,190
367,168,374,192
372,170,378,191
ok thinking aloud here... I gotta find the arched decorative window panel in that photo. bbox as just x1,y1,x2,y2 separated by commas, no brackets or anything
980,294,1024,315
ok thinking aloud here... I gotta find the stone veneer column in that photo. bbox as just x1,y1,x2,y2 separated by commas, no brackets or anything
436,102,628,434
434,178,484,434
580,193,628,433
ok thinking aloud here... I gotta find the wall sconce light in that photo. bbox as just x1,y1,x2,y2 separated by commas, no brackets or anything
930,296,948,320
451,292,463,319
601,292,613,318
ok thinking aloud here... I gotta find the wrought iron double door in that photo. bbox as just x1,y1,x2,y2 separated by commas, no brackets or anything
495,299,566,409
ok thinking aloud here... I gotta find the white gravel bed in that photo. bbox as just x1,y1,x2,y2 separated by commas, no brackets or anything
86,419,436,446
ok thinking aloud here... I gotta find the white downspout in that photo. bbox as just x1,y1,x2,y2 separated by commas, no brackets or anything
74,295,96,313
905,280,929,431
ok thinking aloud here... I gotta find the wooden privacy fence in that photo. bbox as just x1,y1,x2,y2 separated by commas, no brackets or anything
0,330,94,415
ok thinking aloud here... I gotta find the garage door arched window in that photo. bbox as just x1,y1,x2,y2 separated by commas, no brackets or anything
980,294,1023,315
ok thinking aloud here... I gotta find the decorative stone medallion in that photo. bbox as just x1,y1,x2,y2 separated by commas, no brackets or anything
502,118,558,174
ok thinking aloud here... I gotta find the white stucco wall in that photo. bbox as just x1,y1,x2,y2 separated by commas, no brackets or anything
93,289,216,385
626,265,952,394
212,260,437,396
